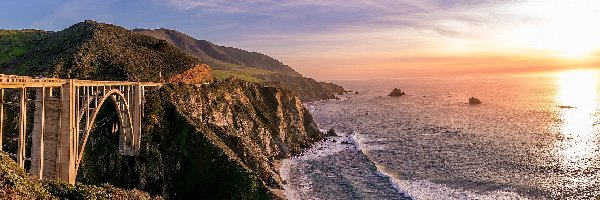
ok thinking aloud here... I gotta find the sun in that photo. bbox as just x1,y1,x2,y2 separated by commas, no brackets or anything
510,0,600,58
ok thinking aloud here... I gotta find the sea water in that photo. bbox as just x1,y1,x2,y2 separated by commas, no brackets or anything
282,71,600,199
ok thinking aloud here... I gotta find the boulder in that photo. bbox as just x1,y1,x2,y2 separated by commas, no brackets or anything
469,97,482,104
326,128,338,136
388,88,406,97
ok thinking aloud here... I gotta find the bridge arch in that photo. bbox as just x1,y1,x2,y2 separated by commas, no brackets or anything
75,89,135,169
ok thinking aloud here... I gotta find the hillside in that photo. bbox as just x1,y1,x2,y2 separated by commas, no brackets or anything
133,28,301,77
0,20,213,83
134,28,345,101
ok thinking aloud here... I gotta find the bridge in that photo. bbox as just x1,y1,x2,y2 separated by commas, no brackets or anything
0,74,161,184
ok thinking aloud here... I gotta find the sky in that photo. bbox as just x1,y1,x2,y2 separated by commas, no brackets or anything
2,0,600,80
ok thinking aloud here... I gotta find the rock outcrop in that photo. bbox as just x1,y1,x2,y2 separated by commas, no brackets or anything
469,97,482,104
388,88,406,97
168,64,214,84
258,73,336,102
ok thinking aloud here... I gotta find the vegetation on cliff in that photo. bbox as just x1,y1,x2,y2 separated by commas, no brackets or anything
0,152,156,199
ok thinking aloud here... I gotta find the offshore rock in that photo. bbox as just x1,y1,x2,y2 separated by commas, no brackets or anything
469,97,482,104
388,88,406,97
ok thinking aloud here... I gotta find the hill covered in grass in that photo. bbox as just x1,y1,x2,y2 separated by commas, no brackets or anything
0,20,213,83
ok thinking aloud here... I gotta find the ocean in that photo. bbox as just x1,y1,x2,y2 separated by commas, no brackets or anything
282,70,600,199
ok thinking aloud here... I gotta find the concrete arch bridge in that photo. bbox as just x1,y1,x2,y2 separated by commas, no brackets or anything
0,74,161,184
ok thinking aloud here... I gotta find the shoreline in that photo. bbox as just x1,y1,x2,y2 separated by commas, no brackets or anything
279,131,412,199
271,159,287,200
348,133,414,199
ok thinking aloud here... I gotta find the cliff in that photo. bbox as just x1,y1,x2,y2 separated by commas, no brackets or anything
77,78,322,199
319,82,346,95
258,73,337,102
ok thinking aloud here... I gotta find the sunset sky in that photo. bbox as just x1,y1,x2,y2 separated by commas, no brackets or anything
2,0,600,80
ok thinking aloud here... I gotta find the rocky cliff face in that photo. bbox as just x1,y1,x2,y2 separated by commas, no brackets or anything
258,73,337,102
319,82,346,95
77,78,323,199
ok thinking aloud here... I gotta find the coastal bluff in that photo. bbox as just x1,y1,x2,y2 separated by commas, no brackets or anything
1,20,324,199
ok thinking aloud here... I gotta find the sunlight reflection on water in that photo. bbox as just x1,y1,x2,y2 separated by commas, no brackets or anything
555,70,599,169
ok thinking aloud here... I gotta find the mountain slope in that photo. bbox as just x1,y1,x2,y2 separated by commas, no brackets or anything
133,28,302,77
0,20,213,83
134,28,345,102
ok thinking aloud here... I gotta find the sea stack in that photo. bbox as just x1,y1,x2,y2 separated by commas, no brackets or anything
469,97,482,104
388,88,406,97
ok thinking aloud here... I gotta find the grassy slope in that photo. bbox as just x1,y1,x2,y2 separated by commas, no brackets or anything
0,30,48,69
0,21,212,82
213,67,273,82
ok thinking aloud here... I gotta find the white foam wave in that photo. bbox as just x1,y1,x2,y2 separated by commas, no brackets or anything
350,132,529,200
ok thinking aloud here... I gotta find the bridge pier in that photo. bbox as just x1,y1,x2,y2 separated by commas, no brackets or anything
18,87,26,168
58,80,77,183
31,87,61,180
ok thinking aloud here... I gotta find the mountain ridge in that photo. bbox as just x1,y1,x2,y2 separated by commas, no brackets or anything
133,28,303,77
133,28,346,102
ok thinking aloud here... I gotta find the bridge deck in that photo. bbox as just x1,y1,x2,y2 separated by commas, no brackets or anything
0,74,162,88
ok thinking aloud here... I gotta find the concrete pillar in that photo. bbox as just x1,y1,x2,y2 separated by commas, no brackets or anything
0,88,3,150
31,87,45,179
132,84,142,154
17,87,26,168
58,80,76,184
41,96,60,180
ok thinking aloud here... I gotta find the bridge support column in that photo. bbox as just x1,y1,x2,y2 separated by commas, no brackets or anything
0,88,3,151
17,88,26,168
58,80,77,184
132,85,142,154
31,87,45,179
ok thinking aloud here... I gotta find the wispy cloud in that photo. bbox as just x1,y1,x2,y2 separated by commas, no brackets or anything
4,0,599,79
